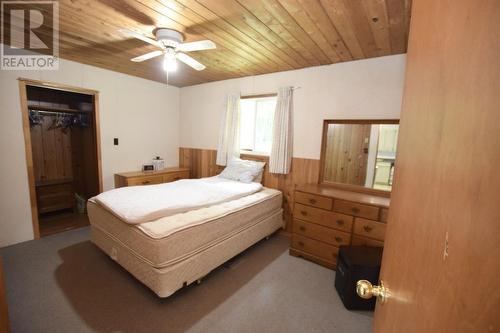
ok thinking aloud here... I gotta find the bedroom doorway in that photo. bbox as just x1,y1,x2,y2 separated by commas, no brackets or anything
18,79,103,239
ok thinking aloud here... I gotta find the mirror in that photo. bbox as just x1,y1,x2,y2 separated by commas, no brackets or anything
320,120,399,191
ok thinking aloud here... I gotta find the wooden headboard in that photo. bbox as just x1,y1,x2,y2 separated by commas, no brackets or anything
240,153,269,184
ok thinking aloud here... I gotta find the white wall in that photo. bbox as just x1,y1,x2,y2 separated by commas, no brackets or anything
0,53,405,247
180,54,406,159
0,58,179,247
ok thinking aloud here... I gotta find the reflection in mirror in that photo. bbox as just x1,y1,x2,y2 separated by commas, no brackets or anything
322,121,399,191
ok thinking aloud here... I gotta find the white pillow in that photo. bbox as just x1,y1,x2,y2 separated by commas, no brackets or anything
219,159,266,183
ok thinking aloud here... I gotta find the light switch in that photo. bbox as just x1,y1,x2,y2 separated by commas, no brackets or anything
114,138,119,145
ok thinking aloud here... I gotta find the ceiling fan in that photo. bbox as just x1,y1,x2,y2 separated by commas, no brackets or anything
119,28,216,72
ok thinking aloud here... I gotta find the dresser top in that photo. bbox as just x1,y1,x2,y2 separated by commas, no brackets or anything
296,184,390,208
115,167,189,178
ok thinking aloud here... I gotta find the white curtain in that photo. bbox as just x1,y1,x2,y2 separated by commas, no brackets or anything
269,87,294,174
216,95,240,166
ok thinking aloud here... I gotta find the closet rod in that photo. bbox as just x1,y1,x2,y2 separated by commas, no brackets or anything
28,107,89,115
29,110,84,116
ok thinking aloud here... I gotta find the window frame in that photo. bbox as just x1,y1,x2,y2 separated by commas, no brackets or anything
239,93,277,156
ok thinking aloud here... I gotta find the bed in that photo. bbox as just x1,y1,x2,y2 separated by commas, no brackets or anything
88,175,283,297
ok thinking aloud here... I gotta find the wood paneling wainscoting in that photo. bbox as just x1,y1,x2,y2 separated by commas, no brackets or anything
179,147,320,232
179,148,223,179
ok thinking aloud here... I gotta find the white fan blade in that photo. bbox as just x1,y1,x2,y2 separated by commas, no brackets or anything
118,29,163,48
176,52,206,71
177,40,216,52
131,50,163,62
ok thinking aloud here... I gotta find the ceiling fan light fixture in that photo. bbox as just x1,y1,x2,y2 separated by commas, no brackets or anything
121,28,215,73
163,53,177,72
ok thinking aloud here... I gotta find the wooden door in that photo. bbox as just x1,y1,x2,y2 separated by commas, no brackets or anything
324,124,371,186
371,1,500,332
0,258,9,333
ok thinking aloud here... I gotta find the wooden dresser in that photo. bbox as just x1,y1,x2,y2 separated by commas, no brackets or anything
114,167,190,187
290,184,390,269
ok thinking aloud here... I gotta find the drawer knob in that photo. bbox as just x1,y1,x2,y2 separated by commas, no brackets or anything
334,236,343,243
336,220,345,226
351,207,360,214
309,198,317,204
298,241,305,247
300,210,307,216
363,225,373,232
142,180,151,184
299,226,306,232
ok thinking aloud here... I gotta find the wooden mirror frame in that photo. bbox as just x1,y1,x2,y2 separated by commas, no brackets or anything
318,119,400,197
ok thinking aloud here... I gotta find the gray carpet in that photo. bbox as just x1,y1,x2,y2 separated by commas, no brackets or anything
0,227,372,333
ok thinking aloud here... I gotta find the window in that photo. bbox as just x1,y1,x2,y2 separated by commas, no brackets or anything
239,96,277,155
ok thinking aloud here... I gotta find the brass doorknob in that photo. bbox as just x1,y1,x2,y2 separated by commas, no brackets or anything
356,280,389,303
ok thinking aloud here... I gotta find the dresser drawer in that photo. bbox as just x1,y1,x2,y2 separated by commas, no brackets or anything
295,191,332,210
380,208,389,222
293,219,350,246
351,235,384,247
37,182,74,213
115,168,190,188
294,203,353,232
292,234,340,263
163,171,189,183
37,182,72,196
127,175,164,186
333,200,380,220
38,192,73,208
37,195,74,213
353,218,387,241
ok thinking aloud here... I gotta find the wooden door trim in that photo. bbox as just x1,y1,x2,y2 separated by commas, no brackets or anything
318,119,399,198
18,78,103,239
0,258,9,333
18,80,40,239
18,77,99,95
93,92,103,193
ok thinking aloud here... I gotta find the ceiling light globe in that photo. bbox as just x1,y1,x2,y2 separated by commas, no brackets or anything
163,54,177,72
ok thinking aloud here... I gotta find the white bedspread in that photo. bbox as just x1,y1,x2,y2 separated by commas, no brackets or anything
94,177,263,224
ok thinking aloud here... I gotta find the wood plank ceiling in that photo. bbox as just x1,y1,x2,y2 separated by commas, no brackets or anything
16,0,412,87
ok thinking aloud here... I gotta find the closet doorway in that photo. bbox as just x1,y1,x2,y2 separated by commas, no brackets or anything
19,79,102,238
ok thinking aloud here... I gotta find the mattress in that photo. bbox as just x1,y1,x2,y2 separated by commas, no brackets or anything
88,188,283,268
91,209,283,297
94,176,263,224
